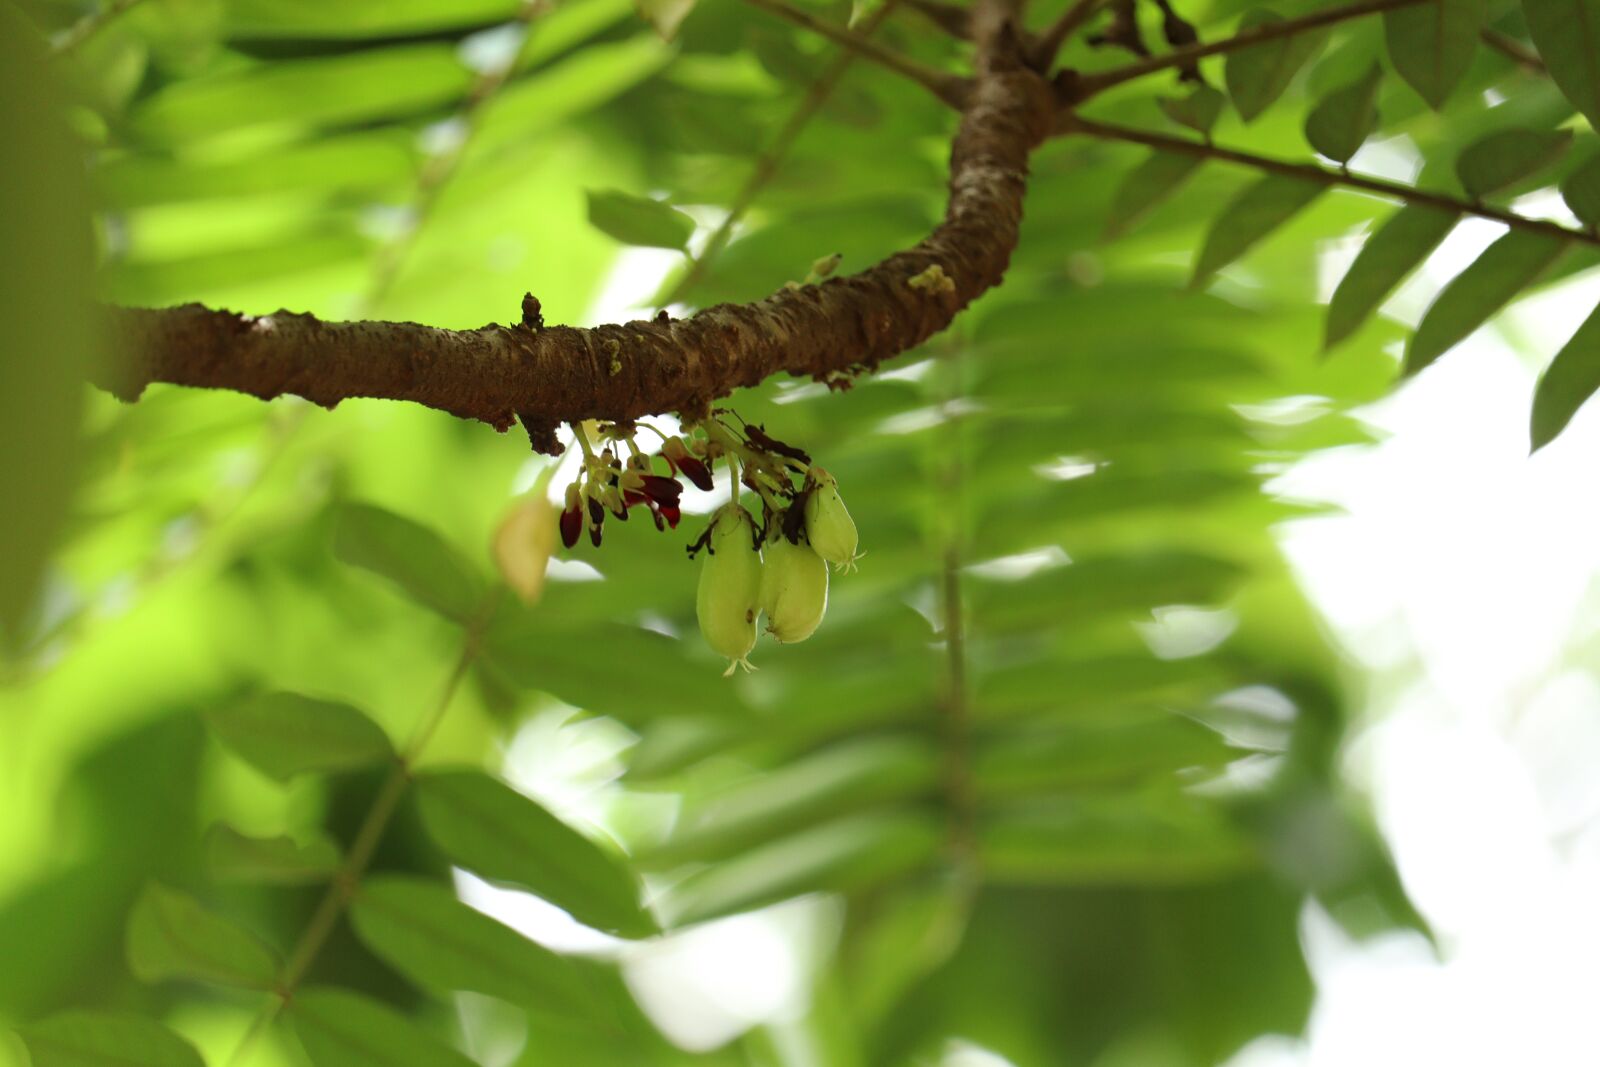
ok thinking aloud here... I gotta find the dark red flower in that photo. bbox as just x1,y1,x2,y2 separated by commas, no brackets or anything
560,504,582,549
677,455,714,491
640,474,683,504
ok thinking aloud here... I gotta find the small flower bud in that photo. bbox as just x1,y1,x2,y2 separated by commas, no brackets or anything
560,484,583,549
759,536,828,643
696,504,762,674
803,467,859,570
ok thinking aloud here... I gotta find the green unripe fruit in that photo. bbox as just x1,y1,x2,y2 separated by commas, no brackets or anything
696,504,762,674
803,468,858,570
759,536,828,643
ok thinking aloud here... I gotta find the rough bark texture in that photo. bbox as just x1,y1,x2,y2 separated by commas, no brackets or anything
96,6,1056,449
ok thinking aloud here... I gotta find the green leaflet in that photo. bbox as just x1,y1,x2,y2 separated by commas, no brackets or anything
643,736,941,866
977,793,1254,885
414,770,657,937
659,810,942,927
333,502,484,622
204,691,393,782
1524,0,1600,129
125,883,280,990
1455,128,1572,198
349,876,612,1021
1158,85,1226,136
1304,65,1382,164
1560,150,1600,226
17,1012,204,1067
1405,231,1567,375
1224,10,1327,122
1192,174,1325,283
131,45,475,144
291,987,477,1067
1384,0,1486,108
1104,151,1204,239
585,188,695,249
1531,300,1600,448
203,823,341,884
1325,205,1459,350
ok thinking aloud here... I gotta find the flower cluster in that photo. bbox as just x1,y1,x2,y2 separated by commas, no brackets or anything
555,416,860,674
558,426,714,548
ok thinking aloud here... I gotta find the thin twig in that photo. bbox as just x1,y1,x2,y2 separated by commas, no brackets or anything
1072,0,1427,97
51,0,145,56
667,0,905,305
1481,27,1545,72
362,0,550,313
1066,115,1600,247
906,0,971,38
1030,0,1109,69
744,0,970,106
223,592,497,1067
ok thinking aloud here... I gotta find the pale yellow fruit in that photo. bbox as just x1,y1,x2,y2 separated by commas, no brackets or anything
803,468,858,570
759,536,828,643
696,505,762,674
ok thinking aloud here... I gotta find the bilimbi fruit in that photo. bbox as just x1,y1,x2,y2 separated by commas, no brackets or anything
759,535,828,644
803,467,859,570
696,504,763,675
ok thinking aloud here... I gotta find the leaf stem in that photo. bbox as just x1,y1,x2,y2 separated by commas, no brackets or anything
1480,27,1545,72
667,0,906,305
1066,115,1600,247
1072,0,1427,97
743,0,969,106
222,591,498,1067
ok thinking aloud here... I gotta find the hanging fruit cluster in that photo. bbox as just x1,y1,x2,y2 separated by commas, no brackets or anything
557,416,858,675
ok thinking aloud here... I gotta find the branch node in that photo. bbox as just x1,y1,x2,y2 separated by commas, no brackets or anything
520,293,544,330
518,412,563,455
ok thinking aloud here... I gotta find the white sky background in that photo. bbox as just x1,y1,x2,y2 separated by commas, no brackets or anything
480,212,1600,1065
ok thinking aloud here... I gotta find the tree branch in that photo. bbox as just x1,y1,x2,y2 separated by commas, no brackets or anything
1066,115,1600,247
1071,0,1426,97
98,4,1058,445
1029,0,1108,69
744,0,971,106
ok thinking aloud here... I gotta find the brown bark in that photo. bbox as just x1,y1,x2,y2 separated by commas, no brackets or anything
97,4,1057,450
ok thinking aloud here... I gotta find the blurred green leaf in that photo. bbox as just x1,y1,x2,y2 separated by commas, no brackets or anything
203,823,341,884
16,1011,204,1067
350,876,612,1021
1531,300,1600,448
125,883,279,990
1224,10,1327,122
204,691,393,781
585,188,695,250
333,502,484,622
1455,128,1571,198
291,986,476,1067
660,811,943,926
1192,174,1324,282
1325,205,1458,350
1104,152,1204,239
414,770,657,937
1405,231,1567,375
1157,85,1226,136
1384,0,1485,108
1562,150,1600,227
1524,0,1600,129
1304,65,1381,164
0,20,95,650
131,45,474,144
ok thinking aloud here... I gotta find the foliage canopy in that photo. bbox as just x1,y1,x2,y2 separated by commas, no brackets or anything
5,0,1590,1062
